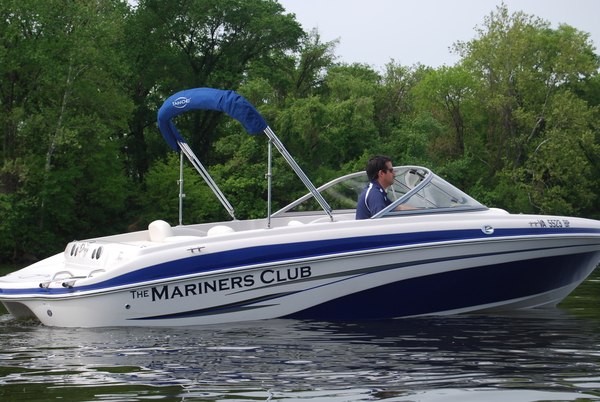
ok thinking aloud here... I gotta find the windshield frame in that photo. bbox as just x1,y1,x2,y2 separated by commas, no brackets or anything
272,166,488,219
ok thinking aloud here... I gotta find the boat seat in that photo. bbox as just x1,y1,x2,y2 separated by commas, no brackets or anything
405,171,421,189
148,220,174,242
207,225,235,236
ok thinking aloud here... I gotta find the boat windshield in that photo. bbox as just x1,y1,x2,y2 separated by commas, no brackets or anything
273,166,487,217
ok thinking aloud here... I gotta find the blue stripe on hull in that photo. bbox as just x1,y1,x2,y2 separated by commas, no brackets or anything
4,228,600,297
284,251,600,320
96,228,600,291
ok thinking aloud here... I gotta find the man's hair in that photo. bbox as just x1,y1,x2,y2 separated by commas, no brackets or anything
366,155,392,181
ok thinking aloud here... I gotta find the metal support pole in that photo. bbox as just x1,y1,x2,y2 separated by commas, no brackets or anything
266,139,273,228
178,151,185,226
264,127,332,220
178,141,236,220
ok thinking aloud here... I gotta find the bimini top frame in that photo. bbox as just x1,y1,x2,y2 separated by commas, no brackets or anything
157,88,332,224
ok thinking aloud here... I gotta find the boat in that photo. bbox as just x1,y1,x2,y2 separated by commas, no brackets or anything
1,88,600,327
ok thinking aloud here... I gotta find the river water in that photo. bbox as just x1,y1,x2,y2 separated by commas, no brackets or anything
1,264,600,402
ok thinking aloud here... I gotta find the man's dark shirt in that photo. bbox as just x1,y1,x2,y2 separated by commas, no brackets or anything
356,181,392,219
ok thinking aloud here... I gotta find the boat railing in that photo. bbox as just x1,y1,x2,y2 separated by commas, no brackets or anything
38,268,107,290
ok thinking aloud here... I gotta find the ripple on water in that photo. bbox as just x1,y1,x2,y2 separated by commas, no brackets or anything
0,301,600,400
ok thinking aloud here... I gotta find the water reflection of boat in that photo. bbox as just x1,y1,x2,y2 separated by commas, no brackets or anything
1,88,600,327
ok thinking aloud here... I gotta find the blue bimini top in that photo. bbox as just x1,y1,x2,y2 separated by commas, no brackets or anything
157,88,268,151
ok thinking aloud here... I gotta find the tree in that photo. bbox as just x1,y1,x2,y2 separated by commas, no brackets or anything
452,4,600,214
0,0,133,259
121,0,305,181
414,65,477,161
375,61,423,138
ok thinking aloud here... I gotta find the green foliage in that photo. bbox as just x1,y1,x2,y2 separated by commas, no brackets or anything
1,1,599,262
444,4,600,213
413,65,477,163
1,0,135,260
142,153,226,226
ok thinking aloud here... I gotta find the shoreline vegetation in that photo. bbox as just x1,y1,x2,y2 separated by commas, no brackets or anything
1,1,599,262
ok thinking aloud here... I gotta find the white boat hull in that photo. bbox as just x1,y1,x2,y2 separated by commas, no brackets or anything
2,210,600,327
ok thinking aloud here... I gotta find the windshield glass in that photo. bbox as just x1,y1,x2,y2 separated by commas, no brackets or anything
383,168,485,214
274,166,486,217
